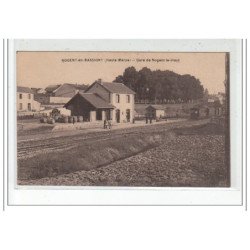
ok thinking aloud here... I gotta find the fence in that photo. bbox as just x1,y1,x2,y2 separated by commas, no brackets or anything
210,116,225,127
17,113,48,120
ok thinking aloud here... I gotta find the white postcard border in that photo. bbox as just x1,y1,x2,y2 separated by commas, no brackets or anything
8,39,242,205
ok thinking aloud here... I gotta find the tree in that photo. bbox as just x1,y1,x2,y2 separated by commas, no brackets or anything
204,88,209,98
113,75,124,83
122,66,139,90
113,67,205,103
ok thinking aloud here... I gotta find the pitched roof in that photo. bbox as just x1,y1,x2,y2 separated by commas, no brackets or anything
80,93,115,109
45,84,61,92
17,86,33,94
31,87,40,92
31,87,45,94
65,93,115,109
59,83,88,90
85,81,135,94
72,84,88,90
46,83,88,94
100,82,135,94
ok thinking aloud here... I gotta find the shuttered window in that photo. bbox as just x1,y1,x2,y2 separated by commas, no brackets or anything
126,95,130,103
116,94,120,103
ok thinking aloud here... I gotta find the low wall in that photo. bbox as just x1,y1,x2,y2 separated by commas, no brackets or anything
49,96,71,104
34,95,70,104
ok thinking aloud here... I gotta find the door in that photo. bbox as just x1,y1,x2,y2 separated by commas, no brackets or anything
126,109,130,122
116,109,120,123
96,109,102,120
106,110,111,120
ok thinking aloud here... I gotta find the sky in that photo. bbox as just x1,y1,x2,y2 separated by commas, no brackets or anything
16,52,226,94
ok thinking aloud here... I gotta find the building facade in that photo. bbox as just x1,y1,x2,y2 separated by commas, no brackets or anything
17,86,41,112
65,79,135,123
65,93,115,122
35,83,88,105
145,105,165,119
85,80,135,123
45,83,87,97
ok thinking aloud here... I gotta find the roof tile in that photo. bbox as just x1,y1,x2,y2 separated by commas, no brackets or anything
100,82,135,94
66,93,115,109
17,86,33,94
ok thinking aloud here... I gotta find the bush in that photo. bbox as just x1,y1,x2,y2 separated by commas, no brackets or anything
51,108,61,117
17,114,35,120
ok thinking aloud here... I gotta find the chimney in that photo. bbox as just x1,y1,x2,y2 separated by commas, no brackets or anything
98,78,102,83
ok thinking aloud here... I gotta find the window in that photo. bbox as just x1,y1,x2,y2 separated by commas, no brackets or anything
19,94,22,99
28,103,31,111
116,94,120,103
28,93,31,99
19,103,23,110
126,95,130,103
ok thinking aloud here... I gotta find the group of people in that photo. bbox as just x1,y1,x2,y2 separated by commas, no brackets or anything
103,119,112,129
145,116,153,124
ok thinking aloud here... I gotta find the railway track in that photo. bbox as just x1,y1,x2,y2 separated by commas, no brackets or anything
17,119,209,159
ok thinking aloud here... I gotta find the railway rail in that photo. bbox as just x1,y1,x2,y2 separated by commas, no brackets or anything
17,119,209,159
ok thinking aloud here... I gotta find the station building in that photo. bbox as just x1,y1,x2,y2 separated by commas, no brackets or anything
64,79,135,123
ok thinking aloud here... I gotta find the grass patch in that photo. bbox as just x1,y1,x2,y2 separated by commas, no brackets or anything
18,125,53,136
173,122,225,136
18,132,166,181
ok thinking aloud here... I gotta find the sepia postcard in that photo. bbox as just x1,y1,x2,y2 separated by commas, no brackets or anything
7,39,243,205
